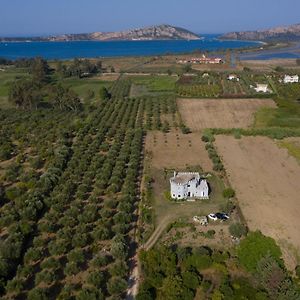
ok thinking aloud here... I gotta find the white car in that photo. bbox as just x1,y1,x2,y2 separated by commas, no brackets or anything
207,213,218,221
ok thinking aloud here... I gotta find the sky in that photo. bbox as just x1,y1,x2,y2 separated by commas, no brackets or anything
1,0,299,36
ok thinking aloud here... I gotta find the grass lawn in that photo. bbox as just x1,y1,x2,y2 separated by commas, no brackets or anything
0,67,29,108
61,78,112,102
254,106,278,127
278,139,300,163
0,66,112,107
130,75,177,93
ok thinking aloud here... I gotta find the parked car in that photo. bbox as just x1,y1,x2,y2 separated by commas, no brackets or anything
207,213,218,221
215,212,230,220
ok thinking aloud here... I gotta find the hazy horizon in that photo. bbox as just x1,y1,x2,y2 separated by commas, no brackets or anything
1,0,299,37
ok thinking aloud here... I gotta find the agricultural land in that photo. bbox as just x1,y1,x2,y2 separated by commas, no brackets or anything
0,53,300,300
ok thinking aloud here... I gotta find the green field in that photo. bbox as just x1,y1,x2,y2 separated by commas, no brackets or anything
129,75,177,94
0,67,113,107
0,67,29,108
61,78,112,102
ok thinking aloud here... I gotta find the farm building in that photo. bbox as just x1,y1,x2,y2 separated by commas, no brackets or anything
283,75,299,83
170,172,209,200
178,55,223,65
227,74,240,81
253,83,270,93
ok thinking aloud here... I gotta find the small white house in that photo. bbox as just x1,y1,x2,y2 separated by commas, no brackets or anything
228,74,240,81
254,83,270,93
170,172,209,200
283,75,299,84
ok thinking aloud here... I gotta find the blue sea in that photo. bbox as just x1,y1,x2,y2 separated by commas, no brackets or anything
0,36,260,60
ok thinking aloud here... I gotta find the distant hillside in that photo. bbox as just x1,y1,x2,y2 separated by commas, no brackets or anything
221,23,300,41
0,25,201,42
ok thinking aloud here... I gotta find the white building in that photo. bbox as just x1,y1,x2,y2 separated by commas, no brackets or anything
177,55,223,65
254,83,270,93
227,74,240,81
170,172,209,200
283,75,299,84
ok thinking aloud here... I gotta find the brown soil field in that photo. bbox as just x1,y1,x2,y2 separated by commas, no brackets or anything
191,64,236,71
178,98,277,130
215,135,300,269
145,130,213,171
102,56,150,72
96,73,120,81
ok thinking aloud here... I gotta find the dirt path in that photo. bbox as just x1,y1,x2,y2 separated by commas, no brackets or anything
126,254,139,300
126,134,145,299
143,216,173,250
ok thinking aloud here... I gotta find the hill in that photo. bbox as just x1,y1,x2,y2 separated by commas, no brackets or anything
221,23,300,41
0,24,201,42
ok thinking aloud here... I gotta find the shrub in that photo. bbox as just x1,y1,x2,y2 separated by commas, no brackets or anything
223,188,235,198
213,162,224,172
229,223,248,238
183,254,213,270
6,277,24,294
0,142,14,161
180,125,191,134
35,269,56,285
90,254,110,268
24,248,43,264
204,230,216,239
107,276,127,295
219,200,235,214
202,133,215,143
202,135,210,143
40,257,61,270
275,66,284,73
164,191,172,201
27,287,48,300
76,286,104,300
108,260,128,277
295,265,300,278
86,270,105,288
237,231,282,272
67,248,85,264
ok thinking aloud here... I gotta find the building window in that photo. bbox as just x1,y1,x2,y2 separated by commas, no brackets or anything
173,194,175,197
178,195,181,198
